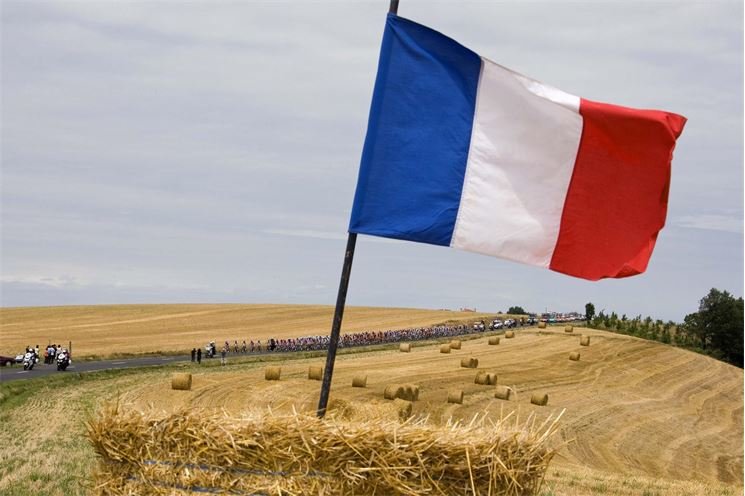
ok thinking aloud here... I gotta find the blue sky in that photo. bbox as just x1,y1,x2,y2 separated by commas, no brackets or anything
1,1,742,321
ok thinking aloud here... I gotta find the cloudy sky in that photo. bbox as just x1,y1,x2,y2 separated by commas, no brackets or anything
1,1,742,321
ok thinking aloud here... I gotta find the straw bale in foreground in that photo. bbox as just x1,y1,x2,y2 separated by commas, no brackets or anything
447,389,464,404
265,366,281,381
538,322,547,329
475,371,497,385
308,365,323,381
170,373,191,391
440,344,451,354
505,330,515,338
450,339,462,350
88,403,562,496
569,352,580,361
495,385,513,400
565,326,574,333
580,336,590,346
400,342,411,352
351,375,367,388
488,336,500,345
531,393,549,406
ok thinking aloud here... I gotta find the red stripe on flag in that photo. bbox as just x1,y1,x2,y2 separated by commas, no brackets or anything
549,99,686,280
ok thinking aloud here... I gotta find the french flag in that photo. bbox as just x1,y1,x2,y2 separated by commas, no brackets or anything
349,14,686,281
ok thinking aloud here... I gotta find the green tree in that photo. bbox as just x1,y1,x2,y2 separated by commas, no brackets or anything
628,318,639,336
507,306,526,315
609,312,619,329
660,324,671,344
585,302,595,324
684,289,743,367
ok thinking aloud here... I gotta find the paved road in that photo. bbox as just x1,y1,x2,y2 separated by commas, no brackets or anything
0,326,548,384
0,354,194,383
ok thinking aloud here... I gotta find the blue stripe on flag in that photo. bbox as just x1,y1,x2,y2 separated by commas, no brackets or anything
349,14,481,246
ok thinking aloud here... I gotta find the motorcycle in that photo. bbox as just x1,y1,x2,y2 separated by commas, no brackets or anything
205,342,217,358
23,352,36,371
56,352,70,371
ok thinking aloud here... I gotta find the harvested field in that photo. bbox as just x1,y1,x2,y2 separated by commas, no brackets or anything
118,328,743,487
0,304,494,358
1,308,742,495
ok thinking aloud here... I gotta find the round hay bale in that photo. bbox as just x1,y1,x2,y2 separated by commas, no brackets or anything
460,357,479,369
384,385,404,400
400,384,420,401
171,373,192,391
494,385,512,400
488,336,500,345
447,390,464,404
569,351,580,361
450,340,462,350
474,372,497,385
530,392,549,406
352,375,367,388
580,336,590,346
440,344,451,354
538,321,547,329
565,325,574,333
475,371,488,385
399,343,411,353
393,399,413,420
265,366,281,381
505,330,515,339
308,366,323,381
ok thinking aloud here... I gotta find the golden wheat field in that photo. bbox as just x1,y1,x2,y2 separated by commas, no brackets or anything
0,305,742,495
0,304,493,357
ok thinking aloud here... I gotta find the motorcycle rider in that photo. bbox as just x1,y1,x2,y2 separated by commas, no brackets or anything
56,348,71,371
23,347,36,370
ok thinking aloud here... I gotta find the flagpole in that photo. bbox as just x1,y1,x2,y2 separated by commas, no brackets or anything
316,232,356,418
316,0,399,419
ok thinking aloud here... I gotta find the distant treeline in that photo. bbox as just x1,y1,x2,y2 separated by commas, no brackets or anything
587,288,743,368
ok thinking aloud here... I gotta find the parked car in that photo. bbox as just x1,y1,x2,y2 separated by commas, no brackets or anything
489,320,503,330
15,354,24,364
0,355,16,367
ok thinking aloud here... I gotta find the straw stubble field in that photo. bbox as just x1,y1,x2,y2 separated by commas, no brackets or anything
0,305,742,495
118,328,743,488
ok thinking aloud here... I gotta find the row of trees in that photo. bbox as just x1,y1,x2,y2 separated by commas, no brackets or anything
586,288,743,368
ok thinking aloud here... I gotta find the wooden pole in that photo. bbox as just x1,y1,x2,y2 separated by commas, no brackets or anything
316,233,357,417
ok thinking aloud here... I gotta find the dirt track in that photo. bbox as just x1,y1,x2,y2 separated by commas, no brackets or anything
122,328,743,485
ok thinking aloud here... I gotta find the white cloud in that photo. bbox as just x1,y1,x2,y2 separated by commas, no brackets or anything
674,214,743,234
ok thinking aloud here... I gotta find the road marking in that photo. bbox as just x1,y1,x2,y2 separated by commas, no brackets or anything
16,371,27,374
111,361,127,365
161,358,175,361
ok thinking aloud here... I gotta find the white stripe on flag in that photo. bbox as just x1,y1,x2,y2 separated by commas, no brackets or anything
451,58,583,268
